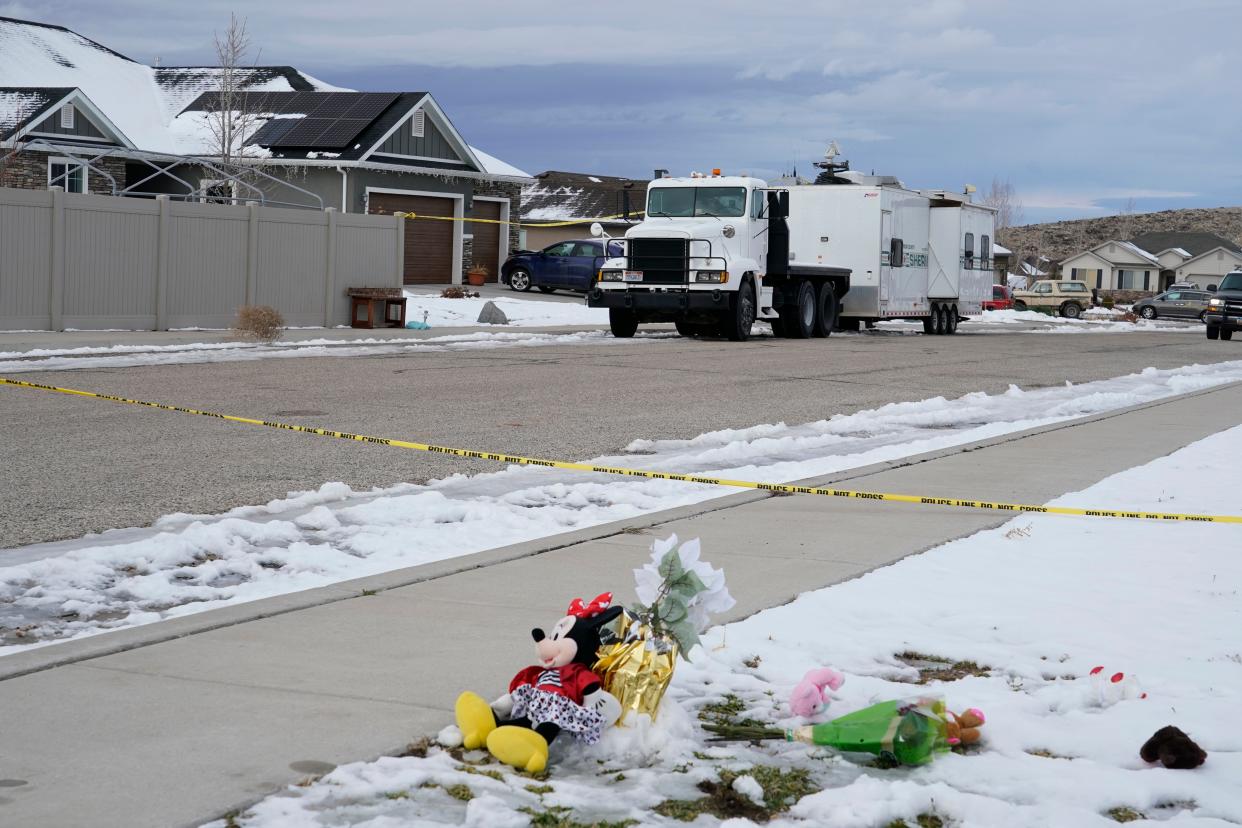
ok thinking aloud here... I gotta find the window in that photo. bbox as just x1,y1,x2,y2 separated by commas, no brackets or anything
1164,292,1180,301
48,158,86,193
544,242,576,257
750,190,766,220
964,232,975,267
411,109,425,138
980,234,990,267
1060,282,1088,293
1035,283,1052,294
1117,269,1148,290
647,187,747,218
890,237,904,268
59,103,75,129
571,242,601,257
199,179,238,204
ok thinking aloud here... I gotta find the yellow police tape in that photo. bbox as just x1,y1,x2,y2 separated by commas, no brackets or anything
392,211,643,228
2,376,1239,525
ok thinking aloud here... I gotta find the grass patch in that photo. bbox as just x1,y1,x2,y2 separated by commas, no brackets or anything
698,693,768,729
526,783,555,795
460,765,506,782
519,805,637,828
743,655,762,669
398,737,433,758
895,651,990,684
444,784,474,802
1026,748,1073,760
1107,806,1146,823
654,766,816,823
887,815,946,828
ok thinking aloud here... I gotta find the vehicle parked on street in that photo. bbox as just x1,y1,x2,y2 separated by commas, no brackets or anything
1132,290,1212,320
982,284,1012,311
1011,280,1092,318
587,154,994,340
501,239,622,294
1204,270,1242,341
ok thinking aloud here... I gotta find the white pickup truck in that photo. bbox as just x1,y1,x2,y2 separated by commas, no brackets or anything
588,166,995,339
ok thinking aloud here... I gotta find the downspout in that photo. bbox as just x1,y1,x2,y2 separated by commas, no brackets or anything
336,166,348,213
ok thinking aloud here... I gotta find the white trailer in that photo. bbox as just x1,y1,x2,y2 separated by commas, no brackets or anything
783,175,996,334
588,161,995,339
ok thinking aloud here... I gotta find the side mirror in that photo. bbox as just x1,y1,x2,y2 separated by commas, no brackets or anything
589,222,604,237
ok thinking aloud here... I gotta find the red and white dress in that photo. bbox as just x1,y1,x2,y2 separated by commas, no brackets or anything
509,663,606,744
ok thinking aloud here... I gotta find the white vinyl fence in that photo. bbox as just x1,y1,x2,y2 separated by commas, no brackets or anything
0,187,403,331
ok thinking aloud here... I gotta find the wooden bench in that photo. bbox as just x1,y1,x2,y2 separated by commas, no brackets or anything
348,287,407,329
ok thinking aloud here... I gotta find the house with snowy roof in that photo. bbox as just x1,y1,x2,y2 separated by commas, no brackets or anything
519,170,649,250
1058,231,1242,292
0,15,532,285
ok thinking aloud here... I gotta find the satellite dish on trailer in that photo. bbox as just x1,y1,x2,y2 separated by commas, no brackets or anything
824,140,842,161
589,222,604,237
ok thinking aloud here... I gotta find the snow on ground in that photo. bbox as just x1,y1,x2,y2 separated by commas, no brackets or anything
4,360,1241,655
402,291,609,328
0,329,664,374
877,309,1200,335
212,421,1242,828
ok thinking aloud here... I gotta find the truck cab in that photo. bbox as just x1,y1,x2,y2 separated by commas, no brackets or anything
589,173,850,340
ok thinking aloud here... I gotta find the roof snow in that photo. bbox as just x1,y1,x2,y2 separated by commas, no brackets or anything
0,87,66,136
993,242,1012,255
469,146,530,179
1113,240,1160,265
1169,247,1192,258
522,171,649,221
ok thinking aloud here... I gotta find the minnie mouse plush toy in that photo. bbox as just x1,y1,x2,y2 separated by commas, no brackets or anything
454,593,623,772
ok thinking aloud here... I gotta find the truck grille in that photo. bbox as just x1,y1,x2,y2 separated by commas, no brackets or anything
629,238,687,285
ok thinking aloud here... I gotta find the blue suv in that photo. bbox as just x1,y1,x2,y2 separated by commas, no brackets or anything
502,239,623,294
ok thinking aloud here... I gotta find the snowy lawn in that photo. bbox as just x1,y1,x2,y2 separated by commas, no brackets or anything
402,291,609,328
3,361,1241,655
874,308,1199,335
212,422,1242,828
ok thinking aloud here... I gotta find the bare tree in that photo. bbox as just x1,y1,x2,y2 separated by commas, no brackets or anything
1116,196,1138,240
981,176,1024,231
201,14,264,200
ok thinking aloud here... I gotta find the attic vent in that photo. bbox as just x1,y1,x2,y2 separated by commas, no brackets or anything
411,109,425,139
59,104,75,129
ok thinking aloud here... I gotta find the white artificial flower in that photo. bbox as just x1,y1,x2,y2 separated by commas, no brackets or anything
632,534,735,633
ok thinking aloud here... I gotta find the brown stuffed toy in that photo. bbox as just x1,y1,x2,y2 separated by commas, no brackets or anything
944,708,985,746
1140,726,1206,769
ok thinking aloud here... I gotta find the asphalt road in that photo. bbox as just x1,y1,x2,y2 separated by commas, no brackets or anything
2,328,1237,548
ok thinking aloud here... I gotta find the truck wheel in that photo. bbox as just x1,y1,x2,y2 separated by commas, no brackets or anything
721,277,757,341
813,283,838,337
1206,325,1219,340
1060,302,1082,319
609,309,639,338
1013,300,1027,312
1223,329,1234,341
946,304,959,334
780,280,815,339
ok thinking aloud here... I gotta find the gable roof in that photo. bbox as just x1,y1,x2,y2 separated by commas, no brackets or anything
522,171,649,222
1086,239,1160,266
1177,245,1242,270
1,15,528,180
0,86,71,138
1126,231,1242,259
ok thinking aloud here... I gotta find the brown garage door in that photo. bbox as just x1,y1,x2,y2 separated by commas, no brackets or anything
471,199,502,281
368,193,455,285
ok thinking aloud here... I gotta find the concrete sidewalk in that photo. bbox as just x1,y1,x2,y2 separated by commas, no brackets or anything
1,383,1240,827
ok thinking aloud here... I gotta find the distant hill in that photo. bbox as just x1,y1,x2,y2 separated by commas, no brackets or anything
999,206,1242,265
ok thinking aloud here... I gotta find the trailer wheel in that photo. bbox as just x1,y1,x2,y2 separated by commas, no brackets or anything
946,304,959,335
813,283,838,338
609,309,639,338
780,280,815,339
922,315,935,334
720,276,757,341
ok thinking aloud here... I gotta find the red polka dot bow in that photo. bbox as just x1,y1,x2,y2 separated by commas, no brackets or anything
567,592,613,619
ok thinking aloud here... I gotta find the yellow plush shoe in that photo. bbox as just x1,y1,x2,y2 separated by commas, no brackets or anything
486,726,549,773
455,691,497,751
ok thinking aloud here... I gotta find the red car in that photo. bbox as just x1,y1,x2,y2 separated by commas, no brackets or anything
982,284,1013,311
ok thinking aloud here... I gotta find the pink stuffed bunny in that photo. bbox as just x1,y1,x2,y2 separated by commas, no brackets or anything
789,667,845,718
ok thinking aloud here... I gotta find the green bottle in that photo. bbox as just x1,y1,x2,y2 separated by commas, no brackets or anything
786,697,950,766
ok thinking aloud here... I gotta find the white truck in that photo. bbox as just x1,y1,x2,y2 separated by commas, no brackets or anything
588,163,996,339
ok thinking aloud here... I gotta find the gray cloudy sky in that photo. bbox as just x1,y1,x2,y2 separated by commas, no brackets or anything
8,0,1240,223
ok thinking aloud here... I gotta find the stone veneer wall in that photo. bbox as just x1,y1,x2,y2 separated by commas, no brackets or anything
0,150,127,195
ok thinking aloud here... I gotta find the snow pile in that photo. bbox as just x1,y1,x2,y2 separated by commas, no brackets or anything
0,329,663,374
402,292,609,327
4,360,1242,654
212,424,1242,827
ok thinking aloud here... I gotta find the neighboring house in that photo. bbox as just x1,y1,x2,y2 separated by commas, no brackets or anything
992,242,1012,285
520,170,649,250
1058,232,1242,292
0,15,532,285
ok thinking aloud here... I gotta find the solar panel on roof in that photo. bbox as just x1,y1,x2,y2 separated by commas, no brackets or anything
246,117,300,146
314,118,371,148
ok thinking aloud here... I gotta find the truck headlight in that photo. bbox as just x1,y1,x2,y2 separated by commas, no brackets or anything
599,270,623,282
695,271,729,283
1209,297,1224,306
